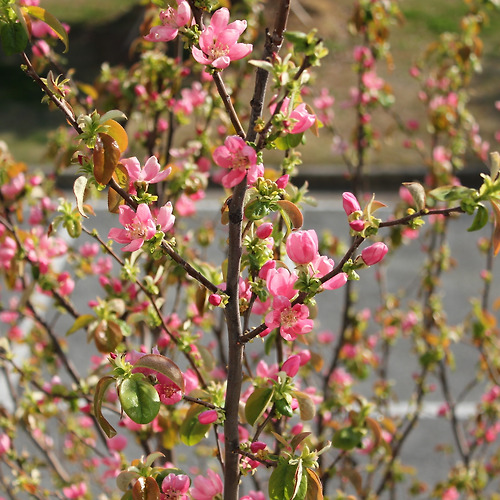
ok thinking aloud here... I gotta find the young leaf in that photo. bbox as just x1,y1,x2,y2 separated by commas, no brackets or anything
131,476,160,500
66,314,94,336
276,200,304,229
108,163,129,213
305,468,324,500
119,374,160,424
94,376,117,438
23,6,69,52
93,133,120,185
133,354,185,393
467,204,489,232
73,175,89,218
179,404,210,446
245,387,274,426
491,199,500,256
293,391,316,421
102,119,129,153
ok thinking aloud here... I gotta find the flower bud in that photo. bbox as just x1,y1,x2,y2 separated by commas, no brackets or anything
361,242,388,266
208,294,222,306
342,192,361,216
286,230,319,264
349,219,365,232
256,223,273,239
198,409,218,425
276,174,289,189
281,355,300,377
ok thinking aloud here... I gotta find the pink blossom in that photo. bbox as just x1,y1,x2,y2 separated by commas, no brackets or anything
213,135,263,188
258,259,276,280
108,202,174,252
1,173,25,199
361,242,388,266
342,192,361,215
0,236,16,270
80,242,99,258
62,482,87,499
174,82,208,115
198,409,218,425
265,296,313,341
310,255,348,290
286,229,319,264
107,434,127,452
241,492,266,500
266,267,297,300
270,96,316,134
442,486,460,500
276,174,289,189
57,271,75,296
190,469,223,500
191,7,252,69
144,1,191,42
349,219,365,232
25,230,67,274
122,156,171,188
161,473,190,499
175,193,196,216
0,434,11,455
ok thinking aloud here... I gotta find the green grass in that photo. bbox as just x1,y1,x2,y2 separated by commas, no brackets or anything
41,0,141,25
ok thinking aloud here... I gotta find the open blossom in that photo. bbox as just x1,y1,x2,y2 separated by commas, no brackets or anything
62,482,87,499
0,236,16,270
270,96,316,134
191,7,252,69
108,202,175,252
265,296,313,341
144,1,191,43
161,473,190,500
190,469,223,500
213,135,263,188
121,156,171,191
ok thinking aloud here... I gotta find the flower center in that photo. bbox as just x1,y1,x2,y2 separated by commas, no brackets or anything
209,42,230,60
280,307,297,328
232,152,249,170
126,219,147,240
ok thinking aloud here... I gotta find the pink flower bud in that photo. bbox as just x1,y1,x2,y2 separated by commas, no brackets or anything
276,174,289,189
0,434,11,455
286,230,319,264
198,409,218,425
349,219,365,232
281,355,300,377
209,294,222,306
342,192,361,216
256,223,273,239
250,441,267,453
361,242,388,266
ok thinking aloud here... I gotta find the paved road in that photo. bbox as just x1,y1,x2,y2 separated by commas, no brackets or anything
2,190,499,497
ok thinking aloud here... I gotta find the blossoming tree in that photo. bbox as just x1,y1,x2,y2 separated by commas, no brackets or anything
1,0,500,499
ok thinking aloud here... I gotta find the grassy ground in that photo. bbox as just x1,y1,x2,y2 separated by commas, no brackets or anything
1,0,499,169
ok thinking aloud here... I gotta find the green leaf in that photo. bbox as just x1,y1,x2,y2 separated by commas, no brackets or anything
132,354,185,393
99,109,128,124
429,185,475,202
119,374,160,424
94,376,117,438
24,6,69,52
275,133,304,151
269,460,308,500
245,387,274,426
332,427,366,451
1,22,28,56
66,314,94,336
468,204,489,232
179,404,210,446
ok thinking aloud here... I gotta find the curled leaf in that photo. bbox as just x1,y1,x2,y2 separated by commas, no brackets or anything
93,133,120,185
94,376,117,438
73,175,89,218
276,200,304,229
24,6,68,52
